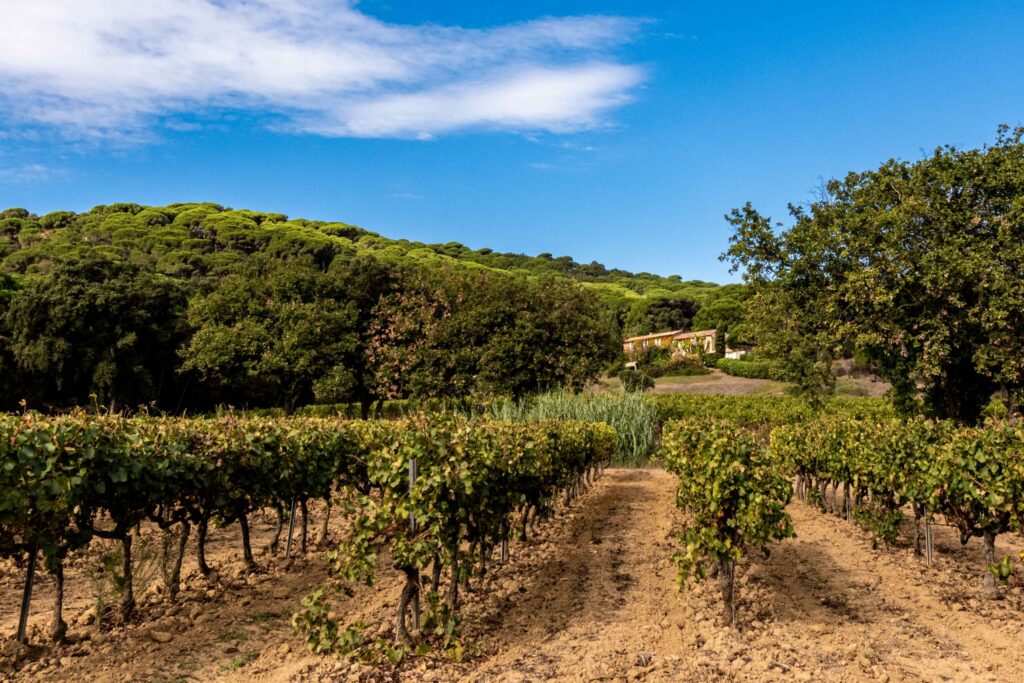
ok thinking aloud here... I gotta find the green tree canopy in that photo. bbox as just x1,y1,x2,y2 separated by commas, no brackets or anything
726,126,1024,421
3,255,188,411
369,269,619,400
180,257,360,412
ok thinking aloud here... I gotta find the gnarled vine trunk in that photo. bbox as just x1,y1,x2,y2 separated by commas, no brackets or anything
166,521,190,601
447,548,460,610
318,498,331,547
982,530,1000,599
395,567,419,646
718,557,736,626
197,517,214,577
270,504,284,555
120,534,135,621
51,559,67,643
239,511,256,571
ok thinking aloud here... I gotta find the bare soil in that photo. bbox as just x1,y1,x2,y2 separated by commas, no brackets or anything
2,470,1023,682
595,369,890,398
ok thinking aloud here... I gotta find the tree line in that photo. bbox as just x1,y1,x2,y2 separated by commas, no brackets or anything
0,203,625,414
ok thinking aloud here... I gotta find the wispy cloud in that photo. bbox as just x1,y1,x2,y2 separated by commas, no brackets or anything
0,1,646,141
559,141,597,152
0,163,67,183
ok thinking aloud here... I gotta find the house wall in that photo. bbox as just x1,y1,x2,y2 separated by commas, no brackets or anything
623,332,677,354
673,332,716,355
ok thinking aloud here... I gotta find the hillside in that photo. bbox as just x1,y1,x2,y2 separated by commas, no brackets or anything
0,203,745,336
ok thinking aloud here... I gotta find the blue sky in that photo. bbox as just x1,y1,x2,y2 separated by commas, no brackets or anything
2,1,1023,283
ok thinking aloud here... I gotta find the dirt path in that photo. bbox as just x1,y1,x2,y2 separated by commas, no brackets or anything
457,468,689,682
593,369,890,398
437,470,1024,682
748,503,1024,682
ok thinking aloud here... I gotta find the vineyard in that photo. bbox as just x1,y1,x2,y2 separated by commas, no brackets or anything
0,413,612,665
660,399,1024,631
1,397,1024,681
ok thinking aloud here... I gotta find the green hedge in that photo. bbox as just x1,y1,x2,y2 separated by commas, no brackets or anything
715,357,788,381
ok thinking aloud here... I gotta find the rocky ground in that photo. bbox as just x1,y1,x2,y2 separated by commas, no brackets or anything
2,469,1023,682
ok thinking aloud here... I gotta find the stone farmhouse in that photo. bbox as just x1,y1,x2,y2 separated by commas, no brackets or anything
622,328,717,356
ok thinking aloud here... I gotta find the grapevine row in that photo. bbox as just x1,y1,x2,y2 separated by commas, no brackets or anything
0,412,615,648
305,414,615,653
772,416,1024,597
651,393,895,430
661,419,794,625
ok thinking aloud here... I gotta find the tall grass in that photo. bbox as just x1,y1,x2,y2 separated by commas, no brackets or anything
491,390,659,467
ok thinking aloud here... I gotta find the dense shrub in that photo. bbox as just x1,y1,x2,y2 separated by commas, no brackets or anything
651,357,710,378
620,369,656,392
715,357,788,381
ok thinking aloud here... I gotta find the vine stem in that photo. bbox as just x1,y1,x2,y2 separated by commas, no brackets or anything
285,498,297,557
16,545,37,644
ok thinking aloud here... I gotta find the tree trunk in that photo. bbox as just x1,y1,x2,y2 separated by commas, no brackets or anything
120,534,135,622
51,559,67,643
719,557,736,626
982,530,1000,599
464,540,477,591
239,511,256,571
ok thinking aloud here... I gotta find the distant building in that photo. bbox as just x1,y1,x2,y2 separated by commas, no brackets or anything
622,329,683,354
724,346,751,360
623,328,717,356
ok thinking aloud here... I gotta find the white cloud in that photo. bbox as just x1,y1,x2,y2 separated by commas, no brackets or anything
0,0,645,140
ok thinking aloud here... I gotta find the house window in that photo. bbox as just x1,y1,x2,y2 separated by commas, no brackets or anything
654,338,661,346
